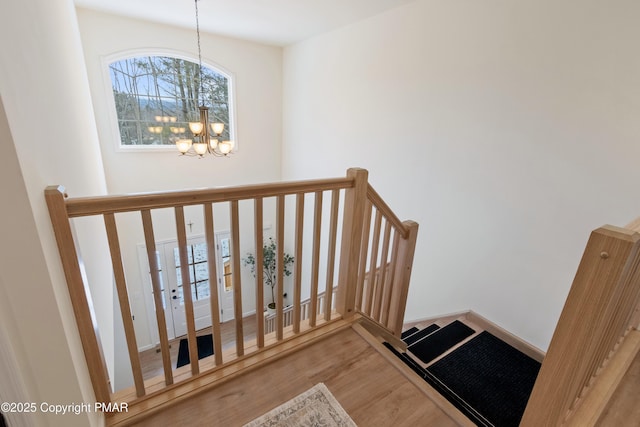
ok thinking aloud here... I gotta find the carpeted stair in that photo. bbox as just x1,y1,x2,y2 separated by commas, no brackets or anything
386,320,541,427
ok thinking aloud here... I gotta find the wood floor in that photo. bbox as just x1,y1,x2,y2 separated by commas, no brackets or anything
138,315,257,382
131,327,459,427
131,312,640,426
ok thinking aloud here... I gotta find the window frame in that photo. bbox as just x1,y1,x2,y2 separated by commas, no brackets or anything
101,49,238,153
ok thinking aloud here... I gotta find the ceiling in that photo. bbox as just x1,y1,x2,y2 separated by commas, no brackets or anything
74,0,417,46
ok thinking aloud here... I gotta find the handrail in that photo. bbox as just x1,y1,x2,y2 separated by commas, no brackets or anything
44,168,418,416
367,184,408,238
65,177,352,217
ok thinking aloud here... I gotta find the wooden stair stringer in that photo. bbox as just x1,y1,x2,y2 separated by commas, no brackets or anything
352,322,476,427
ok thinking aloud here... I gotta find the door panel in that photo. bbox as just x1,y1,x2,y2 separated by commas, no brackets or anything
141,233,236,344
168,239,212,337
217,234,235,322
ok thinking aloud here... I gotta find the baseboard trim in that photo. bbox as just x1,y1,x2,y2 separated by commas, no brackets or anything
466,311,545,362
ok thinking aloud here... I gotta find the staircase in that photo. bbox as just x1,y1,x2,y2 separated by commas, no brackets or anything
385,314,542,427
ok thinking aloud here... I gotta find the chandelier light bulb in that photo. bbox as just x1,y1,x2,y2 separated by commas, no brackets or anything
176,139,192,154
193,141,208,155
219,141,232,154
211,122,224,135
189,121,204,135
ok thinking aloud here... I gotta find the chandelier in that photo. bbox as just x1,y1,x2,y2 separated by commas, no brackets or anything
176,0,234,157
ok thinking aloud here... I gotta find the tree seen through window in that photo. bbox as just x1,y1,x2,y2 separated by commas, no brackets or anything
109,56,231,146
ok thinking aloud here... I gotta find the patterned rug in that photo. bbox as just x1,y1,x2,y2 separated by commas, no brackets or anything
243,383,357,427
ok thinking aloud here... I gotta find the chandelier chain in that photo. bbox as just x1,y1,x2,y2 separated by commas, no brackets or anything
194,0,204,107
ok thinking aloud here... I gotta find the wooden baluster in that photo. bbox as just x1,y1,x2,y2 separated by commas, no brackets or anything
276,195,286,339
324,189,340,321
204,204,223,365
380,230,400,328
45,186,112,404
373,220,392,323
355,200,373,311
230,200,244,356
293,193,304,333
366,209,382,316
254,198,265,348
175,206,199,376
309,191,323,327
140,209,173,386
103,213,145,397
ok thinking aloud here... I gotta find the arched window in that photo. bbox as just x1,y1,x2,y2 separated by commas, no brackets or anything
108,55,233,148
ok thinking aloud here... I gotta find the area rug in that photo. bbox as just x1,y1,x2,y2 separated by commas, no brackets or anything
176,334,214,368
243,383,357,427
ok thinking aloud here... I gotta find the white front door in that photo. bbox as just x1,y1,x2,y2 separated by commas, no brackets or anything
140,234,236,343
165,238,212,337
216,233,235,322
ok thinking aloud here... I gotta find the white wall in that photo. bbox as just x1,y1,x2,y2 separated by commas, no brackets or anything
77,8,283,195
282,0,640,350
76,9,283,389
0,1,110,425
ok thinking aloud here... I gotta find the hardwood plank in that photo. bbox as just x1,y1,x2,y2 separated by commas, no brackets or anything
129,328,459,427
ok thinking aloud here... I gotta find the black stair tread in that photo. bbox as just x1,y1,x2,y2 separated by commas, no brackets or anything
383,341,492,427
426,331,541,427
403,323,440,345
407,320,475,364
401,327,419,339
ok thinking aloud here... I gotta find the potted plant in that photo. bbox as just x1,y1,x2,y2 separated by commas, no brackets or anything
243,237,294,314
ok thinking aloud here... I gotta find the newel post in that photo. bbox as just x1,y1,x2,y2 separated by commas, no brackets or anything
336,168,369,319
387,221,419,336
44,186,112,404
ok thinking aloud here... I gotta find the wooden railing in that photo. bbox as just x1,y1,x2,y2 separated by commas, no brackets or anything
521,225,640,426
44,168,418,415
354,185,418,335
264,289,337,334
